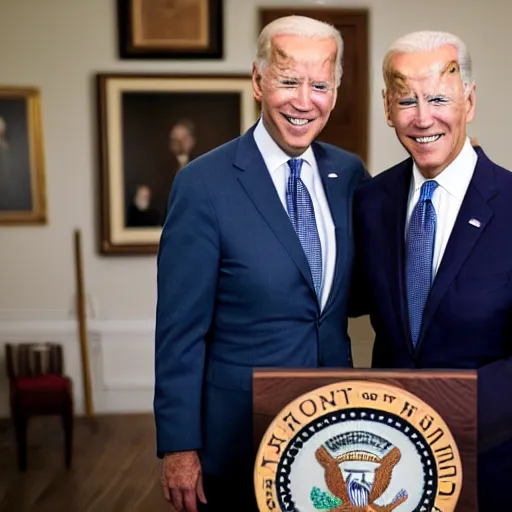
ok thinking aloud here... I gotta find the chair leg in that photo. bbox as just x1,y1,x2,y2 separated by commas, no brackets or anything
62,406,73,469
13,415,28,472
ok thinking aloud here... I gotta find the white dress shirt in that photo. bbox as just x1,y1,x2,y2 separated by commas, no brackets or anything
406,137,478,277
253,117,336,310
176,154,189,168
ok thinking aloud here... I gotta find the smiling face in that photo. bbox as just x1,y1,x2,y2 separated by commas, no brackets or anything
252,34,338,157
384,44,476,178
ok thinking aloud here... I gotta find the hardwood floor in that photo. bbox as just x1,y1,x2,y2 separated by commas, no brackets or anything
0,414,170,511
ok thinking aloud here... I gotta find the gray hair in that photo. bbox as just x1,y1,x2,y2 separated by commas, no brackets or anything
255,15,344,87
382,30,474,92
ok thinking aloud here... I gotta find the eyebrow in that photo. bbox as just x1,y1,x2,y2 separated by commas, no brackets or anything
425,93,449,100
396,92,450,102
275,73,330,82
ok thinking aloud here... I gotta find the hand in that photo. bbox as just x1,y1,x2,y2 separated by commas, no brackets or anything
161,450,207,511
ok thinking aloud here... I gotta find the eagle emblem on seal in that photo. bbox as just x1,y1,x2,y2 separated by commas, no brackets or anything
314,431,409,511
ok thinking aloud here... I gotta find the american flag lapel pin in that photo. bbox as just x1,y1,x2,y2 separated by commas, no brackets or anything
469,218,481,228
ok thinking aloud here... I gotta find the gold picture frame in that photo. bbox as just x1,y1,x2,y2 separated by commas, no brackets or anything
96,73,257,255
117,0,223,59
0,87,47,225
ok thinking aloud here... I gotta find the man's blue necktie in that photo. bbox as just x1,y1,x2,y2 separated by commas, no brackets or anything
286,158,323,298
405,180,439,346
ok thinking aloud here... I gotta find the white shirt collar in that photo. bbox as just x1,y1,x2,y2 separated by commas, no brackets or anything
253,116,316,174
411,137,478,201
176,154,189,167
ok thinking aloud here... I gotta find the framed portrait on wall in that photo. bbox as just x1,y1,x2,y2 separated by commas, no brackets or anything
0,87,47,225
117,0,223,59
96,73,257,255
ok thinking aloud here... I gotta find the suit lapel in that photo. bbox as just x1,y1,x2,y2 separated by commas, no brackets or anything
416,150,497,352
234,126,316,295
384,161,416,356
312,143,348,313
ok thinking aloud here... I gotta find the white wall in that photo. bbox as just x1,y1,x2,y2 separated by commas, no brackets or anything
0,0,510,416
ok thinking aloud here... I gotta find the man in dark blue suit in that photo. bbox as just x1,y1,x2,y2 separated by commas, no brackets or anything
352,30,512,510
155,15,366,512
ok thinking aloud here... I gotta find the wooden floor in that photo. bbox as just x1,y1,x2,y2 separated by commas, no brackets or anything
0,414,170,511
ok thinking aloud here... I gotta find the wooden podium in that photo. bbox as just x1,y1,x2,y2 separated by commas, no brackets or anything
253,368,477,511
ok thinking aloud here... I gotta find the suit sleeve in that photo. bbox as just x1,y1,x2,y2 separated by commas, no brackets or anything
154,167,219,457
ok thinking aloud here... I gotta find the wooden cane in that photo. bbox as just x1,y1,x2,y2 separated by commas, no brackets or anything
74,229,94,417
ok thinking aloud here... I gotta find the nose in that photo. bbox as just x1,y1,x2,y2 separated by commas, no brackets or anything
292,83,313,111
414,100,434,129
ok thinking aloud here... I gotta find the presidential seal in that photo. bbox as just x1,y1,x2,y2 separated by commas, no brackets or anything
254,381,462,512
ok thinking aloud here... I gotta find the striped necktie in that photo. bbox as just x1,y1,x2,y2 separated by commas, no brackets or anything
405,180,439,346
286,158,323,298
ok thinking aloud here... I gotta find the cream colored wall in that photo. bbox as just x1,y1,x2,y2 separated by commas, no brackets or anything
0,0,509,409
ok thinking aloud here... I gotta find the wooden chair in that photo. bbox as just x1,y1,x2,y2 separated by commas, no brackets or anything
5,342,74,471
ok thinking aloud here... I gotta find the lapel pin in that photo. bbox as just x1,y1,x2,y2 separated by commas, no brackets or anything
469,218,481,228
328,173,338,178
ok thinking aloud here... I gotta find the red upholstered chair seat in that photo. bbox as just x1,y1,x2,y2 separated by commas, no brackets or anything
13,374,73,411
16,374,71,391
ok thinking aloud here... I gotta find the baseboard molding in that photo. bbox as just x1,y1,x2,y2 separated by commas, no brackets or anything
0,319,156,418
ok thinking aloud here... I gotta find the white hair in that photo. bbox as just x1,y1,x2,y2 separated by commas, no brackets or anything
255,15,344,87
382,30,474,92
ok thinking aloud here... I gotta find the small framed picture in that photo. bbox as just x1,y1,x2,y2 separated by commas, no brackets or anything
117,0,223,59
96,73,257,255
0,87,47,225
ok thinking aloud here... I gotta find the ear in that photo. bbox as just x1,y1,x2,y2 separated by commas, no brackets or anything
252,63,263,102
465,81,476,123
382,89,394,127
330,86,338,111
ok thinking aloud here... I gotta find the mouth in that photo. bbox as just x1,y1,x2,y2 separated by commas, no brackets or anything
282,114,313,127
410,134,443,144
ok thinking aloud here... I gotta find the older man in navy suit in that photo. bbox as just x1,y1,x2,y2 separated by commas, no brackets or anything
154,15,366,512
352,30,512,510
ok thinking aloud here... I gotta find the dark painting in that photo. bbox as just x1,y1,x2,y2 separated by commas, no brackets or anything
97,74,255,254
0,98,33,211
121,91,241,227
